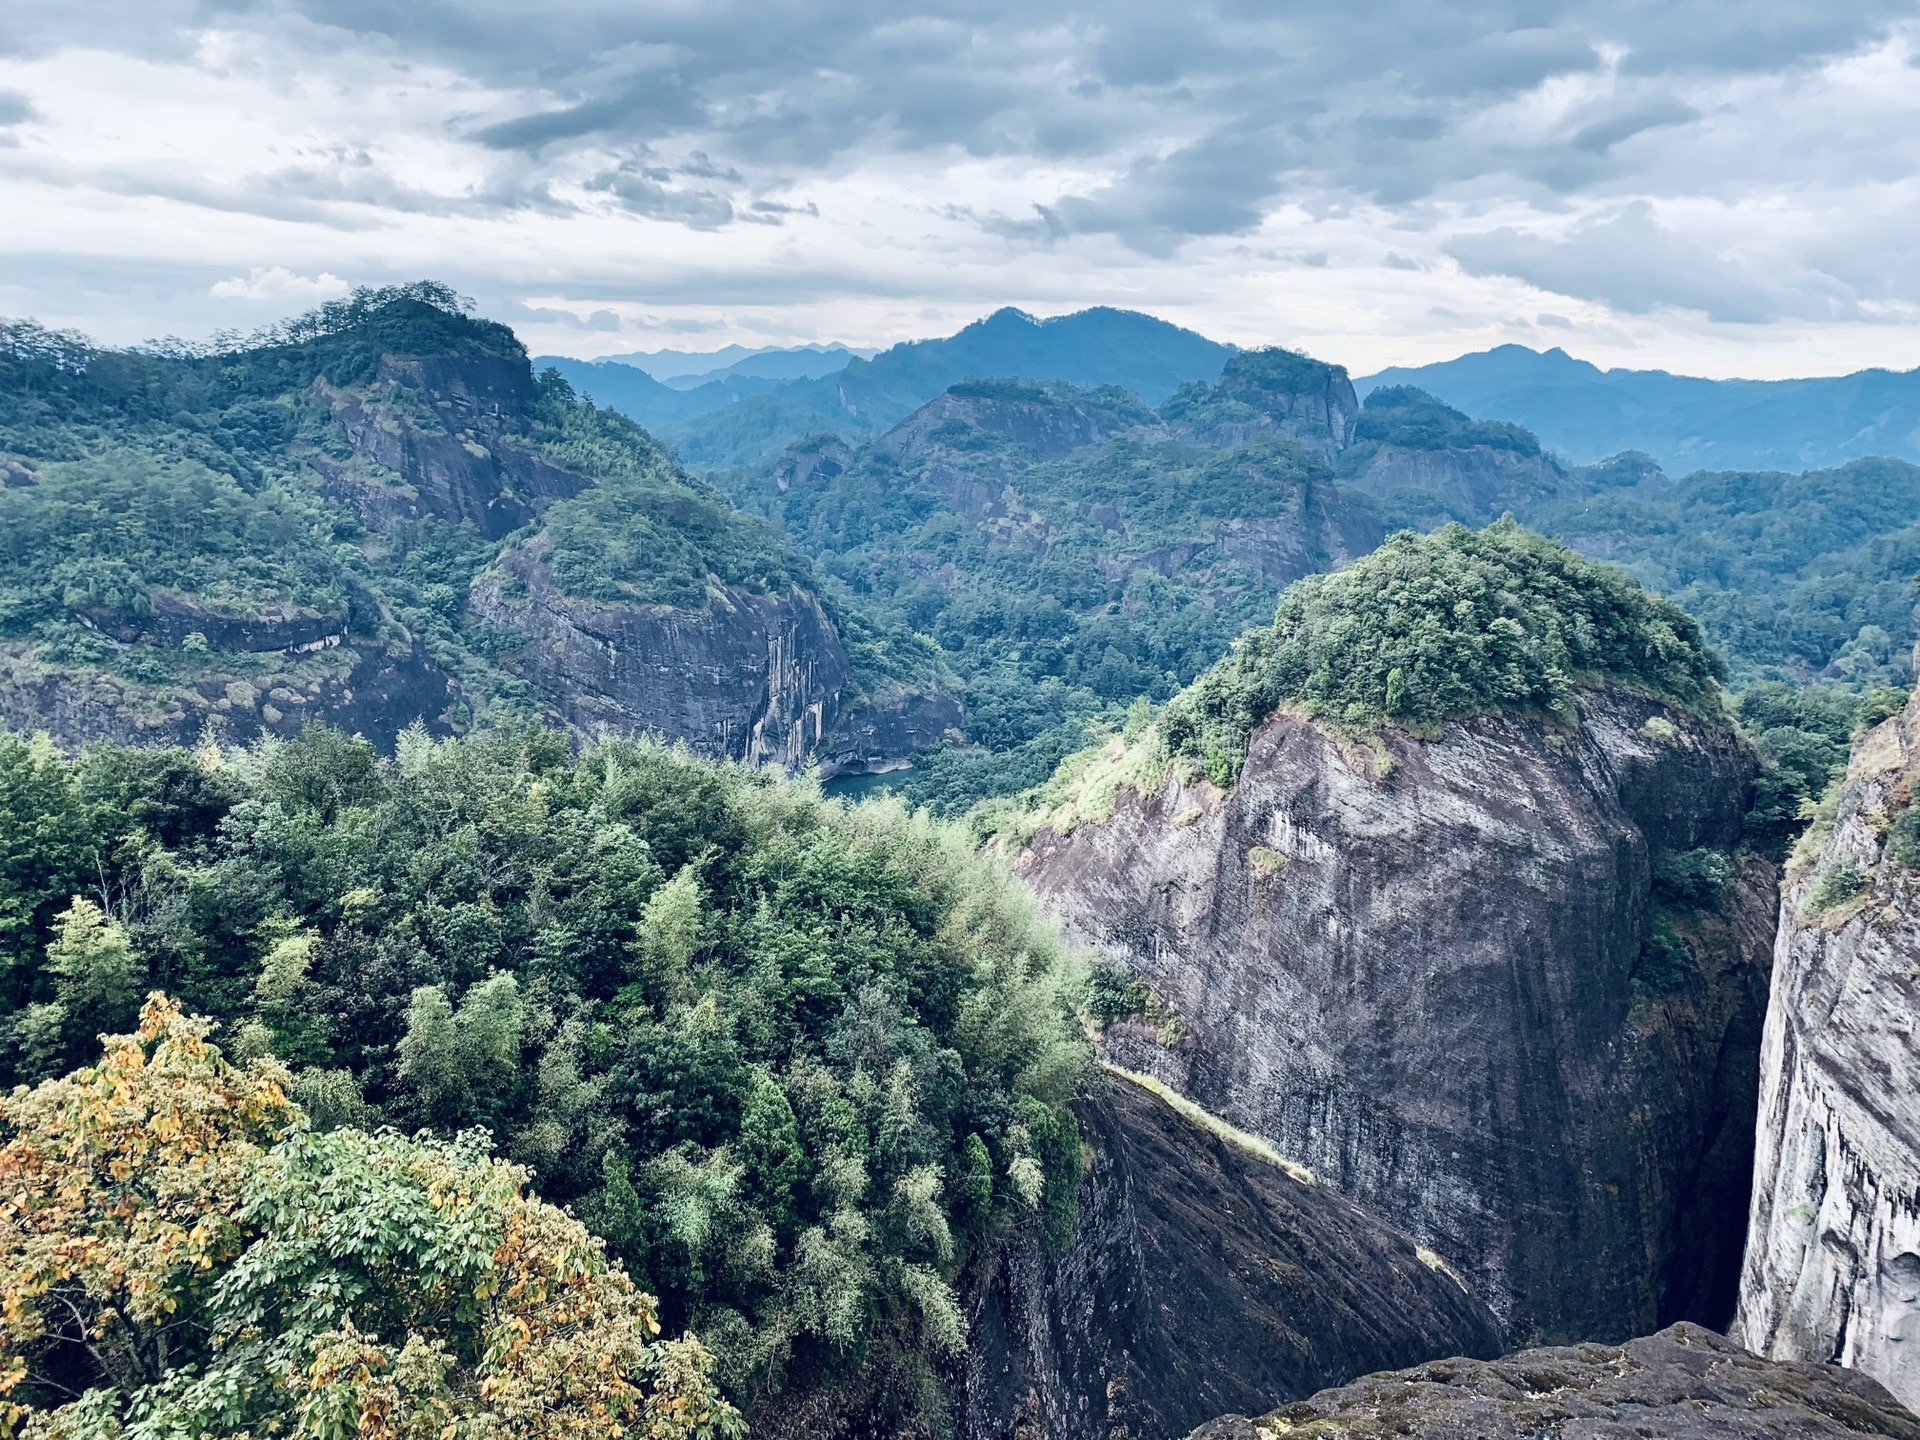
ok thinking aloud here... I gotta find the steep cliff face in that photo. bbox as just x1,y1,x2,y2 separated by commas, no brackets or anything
314,354,591,538
1193,1323,1920,1440
1735,681,1920,1410
468,537,851,769
750,1073,1502,1440
1018,688,1774,1345
960,1074,1502,1440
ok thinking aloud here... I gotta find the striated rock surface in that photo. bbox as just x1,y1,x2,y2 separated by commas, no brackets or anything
1341,442,1566,521
468,536,851,769
1166,351,1360,461
813,684,966,779
1019,688,1775,1345
1735,678,1920,1410
1192,1322,1920,1439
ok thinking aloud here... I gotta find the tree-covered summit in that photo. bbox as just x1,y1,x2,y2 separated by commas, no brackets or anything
1160,520,1727,777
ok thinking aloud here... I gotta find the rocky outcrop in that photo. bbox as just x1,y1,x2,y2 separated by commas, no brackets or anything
1018,689,1775,1345
1166,351,1360,462
960,1073,1502,1440
468,537,851,769
1340,443,1566,521
0,642,459,751
314,355,590,538
78,590,349,654
1192,1322,1920,1440
813,684,965,779
1735,680,1920,1410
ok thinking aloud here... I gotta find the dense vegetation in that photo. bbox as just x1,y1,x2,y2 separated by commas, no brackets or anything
0,726,1086,1423
0,995,742,1438
1155,520,1724,780
1531,457,1920,689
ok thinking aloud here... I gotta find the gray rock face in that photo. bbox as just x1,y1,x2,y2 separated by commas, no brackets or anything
468,537,851,769
1192,1322,1920,1440
1341,443,1566,520
1018,689,1774,1344
316,355,590,539
961,1074,1503,1440
813,684,965,779
1735,684,1920,1410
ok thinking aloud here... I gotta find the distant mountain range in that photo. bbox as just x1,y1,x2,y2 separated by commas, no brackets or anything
538,307,1233,468
588,341,873,386
1359,345,1920,474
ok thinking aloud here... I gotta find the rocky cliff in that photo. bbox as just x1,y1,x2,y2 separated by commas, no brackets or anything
1165,350,1360,461
1340,442,1566,522
1192,1323,1920,1439
752,1072,1503,1440
1018,687,1775,1345
468,536,852,769
1735,676,1920,1410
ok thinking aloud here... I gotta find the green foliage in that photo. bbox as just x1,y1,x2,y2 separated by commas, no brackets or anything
1635,919,1696,992
0,725,1088,1409
1734,681,1889,857
722,381,1368,812
1805,862,1869,915
1887,806,1920,868
1159,520,1725,776
1530,457,1920,687
0,997,743,1440
1084,961,1151,1028
1653,849,1734,909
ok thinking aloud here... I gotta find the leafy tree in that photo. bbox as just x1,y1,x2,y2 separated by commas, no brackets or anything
0,995,741,1439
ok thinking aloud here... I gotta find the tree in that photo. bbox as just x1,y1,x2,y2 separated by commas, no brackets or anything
0,995,743,1440
43,897,144,1047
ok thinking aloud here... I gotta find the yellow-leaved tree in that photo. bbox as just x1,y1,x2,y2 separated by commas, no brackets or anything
0,994,744,1440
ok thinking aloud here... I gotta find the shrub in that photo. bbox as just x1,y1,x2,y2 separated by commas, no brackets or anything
1653,848,1734,908
1888,806,1920,868
1805,862,1869,915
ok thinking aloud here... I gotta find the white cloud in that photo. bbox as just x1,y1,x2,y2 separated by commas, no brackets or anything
0,4,1915,379
209,266,352,302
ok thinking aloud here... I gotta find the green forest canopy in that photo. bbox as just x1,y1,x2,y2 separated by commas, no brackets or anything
1158,520,1727,781
0,726,1087,1422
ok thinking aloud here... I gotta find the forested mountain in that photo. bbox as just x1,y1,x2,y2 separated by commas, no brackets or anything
1362,343,1920,473
544,306,1234,469
0,285,953,769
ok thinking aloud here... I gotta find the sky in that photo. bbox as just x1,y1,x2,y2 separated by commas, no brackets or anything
3,2,1919,378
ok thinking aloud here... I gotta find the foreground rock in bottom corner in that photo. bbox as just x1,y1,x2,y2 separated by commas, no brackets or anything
961,1075,1503,1440
1191,1323,1920,1440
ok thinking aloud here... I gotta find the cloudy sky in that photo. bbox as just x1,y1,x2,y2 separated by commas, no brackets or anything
3,1,1918,376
